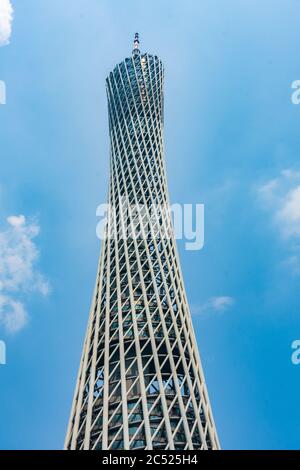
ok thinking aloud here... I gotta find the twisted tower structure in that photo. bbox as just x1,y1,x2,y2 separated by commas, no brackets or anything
65,35,219,451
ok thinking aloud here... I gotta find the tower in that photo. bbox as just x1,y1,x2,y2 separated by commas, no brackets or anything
65,35,219,450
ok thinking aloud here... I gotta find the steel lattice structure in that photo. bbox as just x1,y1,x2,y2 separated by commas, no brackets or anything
65,35,220,451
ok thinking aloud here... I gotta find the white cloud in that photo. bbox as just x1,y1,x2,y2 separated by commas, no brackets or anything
258,169,300,274
192,296,235,316
258,169,300,238
7,214,25,227
0,215,50,334
277,186,300,237
258,179,279,204
0,295,27,333
209,296,235,311
0,0,14,46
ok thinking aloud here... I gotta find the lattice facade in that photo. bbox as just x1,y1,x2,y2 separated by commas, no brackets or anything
65,36,220,451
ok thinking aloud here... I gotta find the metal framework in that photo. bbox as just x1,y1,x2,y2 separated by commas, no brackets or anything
65,35,220,450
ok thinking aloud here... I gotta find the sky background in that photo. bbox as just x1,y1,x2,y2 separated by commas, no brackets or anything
0,0,300,450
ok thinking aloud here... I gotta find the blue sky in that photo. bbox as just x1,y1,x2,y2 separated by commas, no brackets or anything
0,0,300,449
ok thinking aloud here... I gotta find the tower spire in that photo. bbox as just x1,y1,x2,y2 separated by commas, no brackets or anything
133,32,140,54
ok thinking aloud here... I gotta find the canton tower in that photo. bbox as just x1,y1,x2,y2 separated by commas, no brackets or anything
65,35,219,451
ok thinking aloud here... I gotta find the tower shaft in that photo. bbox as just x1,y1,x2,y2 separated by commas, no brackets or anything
65,40,219,451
